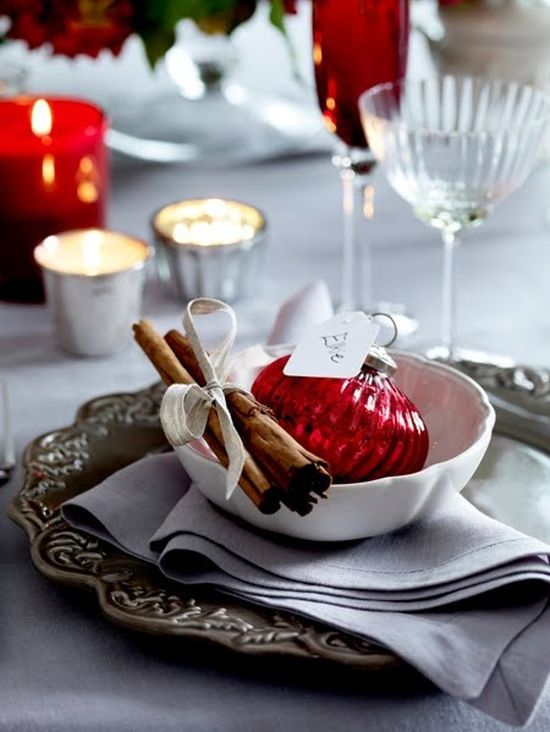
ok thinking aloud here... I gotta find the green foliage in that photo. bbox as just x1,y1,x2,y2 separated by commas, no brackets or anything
135,0,292,69
0,0,293,69
269,0,300,81
269,0,286,32
140,26,176,67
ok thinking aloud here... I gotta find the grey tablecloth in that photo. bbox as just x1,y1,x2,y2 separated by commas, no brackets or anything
3,145,550,729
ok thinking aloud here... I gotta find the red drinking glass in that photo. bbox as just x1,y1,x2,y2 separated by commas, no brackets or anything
312,0,410,314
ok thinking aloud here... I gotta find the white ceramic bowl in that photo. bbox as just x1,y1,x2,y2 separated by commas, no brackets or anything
175,351,495,541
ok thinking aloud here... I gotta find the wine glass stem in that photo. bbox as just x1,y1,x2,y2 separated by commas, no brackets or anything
441,229,460,360
338,166,372,312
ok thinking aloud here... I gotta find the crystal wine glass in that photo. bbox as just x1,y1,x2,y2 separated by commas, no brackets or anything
359,76,550,360
312,0,413,328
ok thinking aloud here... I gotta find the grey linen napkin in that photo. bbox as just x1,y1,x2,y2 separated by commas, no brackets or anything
62,453,550,727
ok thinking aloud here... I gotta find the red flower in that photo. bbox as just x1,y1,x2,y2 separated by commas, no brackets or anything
0,0,299,62
283,0,298,13
0,0,134,58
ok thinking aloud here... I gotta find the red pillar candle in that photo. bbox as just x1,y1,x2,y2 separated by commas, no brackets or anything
0,96,108,303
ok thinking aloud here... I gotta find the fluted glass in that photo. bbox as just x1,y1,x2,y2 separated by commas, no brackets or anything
359,76,550,359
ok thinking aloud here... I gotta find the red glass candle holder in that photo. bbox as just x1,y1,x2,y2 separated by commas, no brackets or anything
0,96,108,303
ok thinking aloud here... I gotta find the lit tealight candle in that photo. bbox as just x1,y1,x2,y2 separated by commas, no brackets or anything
152,199,267,302
154,198,264,248
34,229,150,357
35,229,149,277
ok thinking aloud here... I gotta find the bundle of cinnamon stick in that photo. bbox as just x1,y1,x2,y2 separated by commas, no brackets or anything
133,321,332,516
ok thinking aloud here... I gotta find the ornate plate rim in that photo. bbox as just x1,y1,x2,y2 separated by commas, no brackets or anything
7,381,399,670
9,359,550,669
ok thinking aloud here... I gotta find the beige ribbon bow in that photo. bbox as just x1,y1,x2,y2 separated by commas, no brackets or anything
160,298,245,500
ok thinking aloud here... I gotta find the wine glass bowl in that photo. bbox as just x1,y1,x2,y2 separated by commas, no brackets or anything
359,76,550,358
313,0,409,151
312,0,410,314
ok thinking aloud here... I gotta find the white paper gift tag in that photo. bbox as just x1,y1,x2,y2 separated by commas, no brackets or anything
283,312,380,379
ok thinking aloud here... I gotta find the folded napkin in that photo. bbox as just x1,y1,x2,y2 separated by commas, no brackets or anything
61,284,550,725
63,453,550,727
267,281,334,346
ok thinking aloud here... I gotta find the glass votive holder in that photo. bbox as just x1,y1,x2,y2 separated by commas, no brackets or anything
151,198,267,303
34,229,150,357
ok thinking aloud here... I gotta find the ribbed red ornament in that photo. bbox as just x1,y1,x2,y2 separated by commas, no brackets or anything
251,354,429,484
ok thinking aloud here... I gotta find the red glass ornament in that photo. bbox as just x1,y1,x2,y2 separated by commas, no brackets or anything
252,354,429,484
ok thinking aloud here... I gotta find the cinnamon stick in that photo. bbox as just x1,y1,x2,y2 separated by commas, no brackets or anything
133,321,280,515
165,330,332,516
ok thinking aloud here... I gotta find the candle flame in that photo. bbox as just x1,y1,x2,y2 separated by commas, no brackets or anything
82,230,103,276
41,154,56,187
156,199,263,247
35,230,148,276
172,210,256,247
203,198,228,219
78,181,99,203
31,99,53,137
313,42,322,65
79,156,94,174
76,156,99,203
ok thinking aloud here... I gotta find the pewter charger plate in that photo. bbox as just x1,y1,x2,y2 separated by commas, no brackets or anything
8,361,550,669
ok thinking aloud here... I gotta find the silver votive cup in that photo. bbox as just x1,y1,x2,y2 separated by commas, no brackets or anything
151,198,267,303
34,229,150,357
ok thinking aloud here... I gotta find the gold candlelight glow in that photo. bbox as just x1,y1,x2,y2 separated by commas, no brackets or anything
313,42,322,65
77,156,99,203
41,153,56,187
322,117,336,134
153,198,265,248
31,98,53,137
151,198,267,302
81,230,103,276
363,184,375,220
34,229,149,277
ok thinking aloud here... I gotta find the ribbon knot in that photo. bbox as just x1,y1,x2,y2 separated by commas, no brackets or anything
204,379,224,399
160,298,246,500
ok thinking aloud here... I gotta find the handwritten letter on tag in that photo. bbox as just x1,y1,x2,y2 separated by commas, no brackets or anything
283,312,380,379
